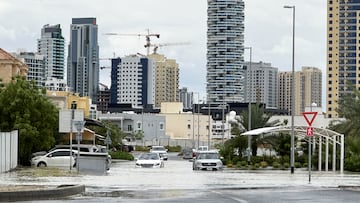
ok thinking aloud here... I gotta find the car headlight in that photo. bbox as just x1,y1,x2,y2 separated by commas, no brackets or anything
155,162,160,166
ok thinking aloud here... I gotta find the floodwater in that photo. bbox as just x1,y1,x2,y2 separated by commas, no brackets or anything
1,152,360,200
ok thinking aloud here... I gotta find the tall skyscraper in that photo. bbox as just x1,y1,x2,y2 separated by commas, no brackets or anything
327,1,358,118
206,0,245,104
148,53,179,108
244,61,278,109
67,17,99,102
37,24,65,80
110,54,156,108
278,67,322,116
179,87,193,109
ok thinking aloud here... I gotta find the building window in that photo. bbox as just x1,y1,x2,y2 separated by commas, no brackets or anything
159,122,164,131
127,125,133,132
137,122,141,130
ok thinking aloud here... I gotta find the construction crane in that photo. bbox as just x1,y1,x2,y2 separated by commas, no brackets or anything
149,42,191,54
104,29,160,56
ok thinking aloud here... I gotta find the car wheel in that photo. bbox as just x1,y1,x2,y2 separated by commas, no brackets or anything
37,162,47,167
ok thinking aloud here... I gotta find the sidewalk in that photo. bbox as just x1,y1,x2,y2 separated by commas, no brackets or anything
0,184,85,202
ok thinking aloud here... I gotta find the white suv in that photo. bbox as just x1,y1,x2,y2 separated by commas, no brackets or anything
150,146,168,160
193,150,223,171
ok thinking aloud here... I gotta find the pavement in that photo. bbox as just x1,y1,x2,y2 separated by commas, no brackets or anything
0,184,85,202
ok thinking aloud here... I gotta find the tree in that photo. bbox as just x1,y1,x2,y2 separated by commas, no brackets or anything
238,103,281,156
87,120,125,148
0,76,59,165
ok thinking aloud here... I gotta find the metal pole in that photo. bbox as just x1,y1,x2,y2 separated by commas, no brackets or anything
192,93,195,149
222,104,225,145
197,93,200,149
284,5,296,174
208,102,211,149
245,46,252,165
308,137,311,183
69,101,76,171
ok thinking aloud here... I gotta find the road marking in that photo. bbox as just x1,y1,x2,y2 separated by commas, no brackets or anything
210,190,249,203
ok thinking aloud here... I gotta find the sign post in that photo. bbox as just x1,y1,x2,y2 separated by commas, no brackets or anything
302,112,318,183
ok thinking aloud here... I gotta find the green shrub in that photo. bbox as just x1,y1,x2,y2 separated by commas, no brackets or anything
109,151,134,160
167,145,181,152
303,163,308,168
295,162,302,168
272,161,280,169
134,145,149,152
283,162,290,169
260,161,268,168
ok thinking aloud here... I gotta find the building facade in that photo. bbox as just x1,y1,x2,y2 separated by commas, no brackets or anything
207,0,245,104
110,54,156,108
0,48,28,84
278,67,322,116
244,61,278,109
326,0,359,118
179,87,193,109
14,52,45,88
67,17,99,103
148,53,179,108
37,24,65,80
97,83,110,113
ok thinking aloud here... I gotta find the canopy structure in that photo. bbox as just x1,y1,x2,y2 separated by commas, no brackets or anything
241,126,344,173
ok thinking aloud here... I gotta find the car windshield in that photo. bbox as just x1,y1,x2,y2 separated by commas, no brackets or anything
197,153,219,159
139,153,159,160
152,147,165,151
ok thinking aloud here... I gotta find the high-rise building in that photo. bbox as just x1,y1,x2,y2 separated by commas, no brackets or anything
67,17,99,103
326,1,358,118
37,24,65,80
148,53,179,108
179,87,193,109
14,52,45,88
278,67,322,116
110,54,156,108
206,0,245,104
244,61,278,109
96,83,110,113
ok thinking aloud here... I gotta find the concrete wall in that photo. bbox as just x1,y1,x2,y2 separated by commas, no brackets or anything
0,130,18,173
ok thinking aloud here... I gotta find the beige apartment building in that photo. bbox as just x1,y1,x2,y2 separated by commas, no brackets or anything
326,1,359,118
278,67,322,116
148,53,179,108
160,102,213,147
0,48,28,84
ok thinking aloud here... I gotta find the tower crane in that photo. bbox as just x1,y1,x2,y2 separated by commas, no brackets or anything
149,42,191,54
103,29,160,56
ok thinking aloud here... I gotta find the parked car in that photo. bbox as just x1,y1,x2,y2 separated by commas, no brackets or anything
150,146,168,160
182,147,193,159
192,150,223,171
31,144,111,170
31,149,78,168
135,152,164,168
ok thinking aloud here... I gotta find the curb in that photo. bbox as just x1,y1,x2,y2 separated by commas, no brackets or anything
0,184,85,202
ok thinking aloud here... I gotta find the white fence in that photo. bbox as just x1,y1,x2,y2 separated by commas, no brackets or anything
0,130,18,173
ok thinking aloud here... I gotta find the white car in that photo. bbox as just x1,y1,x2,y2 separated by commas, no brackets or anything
135,153,164,168
193,150,223,171
31,149,77,168
150,146,168,160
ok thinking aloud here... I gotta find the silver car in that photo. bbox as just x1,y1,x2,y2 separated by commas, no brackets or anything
193,150,223,171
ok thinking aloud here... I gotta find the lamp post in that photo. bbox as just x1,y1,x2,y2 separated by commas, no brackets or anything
245,46,252,165
196,92,200,149
69,101,76,171
284,5,295,174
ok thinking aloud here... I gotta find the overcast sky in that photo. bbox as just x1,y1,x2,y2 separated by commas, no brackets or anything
0,0,326,106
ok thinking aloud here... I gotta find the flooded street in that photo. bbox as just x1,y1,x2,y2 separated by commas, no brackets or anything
2,152,360,202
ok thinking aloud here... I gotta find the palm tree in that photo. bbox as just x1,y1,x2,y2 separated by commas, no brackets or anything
233,103,280,156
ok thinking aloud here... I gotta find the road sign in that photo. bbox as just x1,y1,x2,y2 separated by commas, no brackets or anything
306,127,314,137
302,112,318,126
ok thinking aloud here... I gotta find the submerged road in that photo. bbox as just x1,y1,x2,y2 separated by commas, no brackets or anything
1,152,360,202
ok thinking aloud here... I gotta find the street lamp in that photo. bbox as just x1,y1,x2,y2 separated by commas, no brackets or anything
284,5,295,174
69,101,77,171
245,46,252,166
